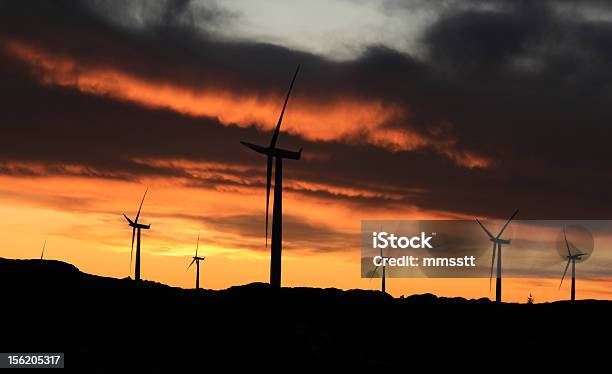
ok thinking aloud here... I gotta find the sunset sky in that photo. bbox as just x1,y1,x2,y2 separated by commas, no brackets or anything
1,0,612,302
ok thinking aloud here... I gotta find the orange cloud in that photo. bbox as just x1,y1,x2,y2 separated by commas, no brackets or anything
4,39,491,168
129,158,429,207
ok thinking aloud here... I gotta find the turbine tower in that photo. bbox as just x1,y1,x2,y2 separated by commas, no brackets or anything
475,209,519,302
240,65,302,288
559,227,588,302
123,188,150,281
187,233,206,290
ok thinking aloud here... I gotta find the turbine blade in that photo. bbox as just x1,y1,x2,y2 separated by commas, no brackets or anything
367,266,380,280
269,65,300,149
130,227,135,276
559,259,571,289
135,187,148,224
187,258,195,270
195,232,200,257
123,214,134,225
489,242,496,292
496,209,519,239
240,141,268,155
563,227,572,257
265,155,272,247
40,238,47,260
476,218,495,239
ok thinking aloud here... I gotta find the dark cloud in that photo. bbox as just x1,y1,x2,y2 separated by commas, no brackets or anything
0,0,612,221
152,212,355,253
423,1,551,74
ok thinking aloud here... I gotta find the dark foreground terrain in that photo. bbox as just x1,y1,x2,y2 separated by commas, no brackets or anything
0,258,610,372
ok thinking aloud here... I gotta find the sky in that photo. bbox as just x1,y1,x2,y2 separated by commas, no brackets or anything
1,0,612,302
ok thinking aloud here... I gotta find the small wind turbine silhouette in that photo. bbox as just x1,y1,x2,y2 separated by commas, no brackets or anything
187,233,205,290
123,188,150,281
40,238,47,260
475,209,519,302
369,245,390,293
240,65,302,288
559,227,588,302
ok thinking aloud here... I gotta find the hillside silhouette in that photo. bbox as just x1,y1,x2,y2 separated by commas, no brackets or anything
0,258,609,371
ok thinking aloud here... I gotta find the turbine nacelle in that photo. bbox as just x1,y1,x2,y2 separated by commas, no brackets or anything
566,252,587,260
123,214,151,229
490,238,511,244
130,222,151,230
240,141,302,160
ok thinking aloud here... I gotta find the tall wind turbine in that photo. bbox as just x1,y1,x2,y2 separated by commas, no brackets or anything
40,238,47,260
240,65,303,288
475,209,519,302
370,246,390,293
187,233,206,290
559,227,588,302
123,188,150,281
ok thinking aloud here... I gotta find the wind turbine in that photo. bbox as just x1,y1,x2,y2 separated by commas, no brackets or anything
559,227,588,302
240,65,302,288
40,238,47,260
123,188,150,281
370,246,390,293
475,209,519,302
187,233,206,290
